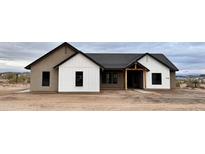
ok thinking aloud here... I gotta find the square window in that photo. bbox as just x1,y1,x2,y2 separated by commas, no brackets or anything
152,73,162,85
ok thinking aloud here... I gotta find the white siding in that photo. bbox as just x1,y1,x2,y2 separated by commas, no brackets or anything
138,55,170,89
58,54,100,92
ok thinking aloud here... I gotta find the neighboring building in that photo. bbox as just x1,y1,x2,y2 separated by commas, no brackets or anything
25,42,178,92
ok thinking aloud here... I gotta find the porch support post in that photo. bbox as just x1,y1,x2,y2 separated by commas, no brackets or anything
134,64,137,69
144,70,146,89
125,69,127,90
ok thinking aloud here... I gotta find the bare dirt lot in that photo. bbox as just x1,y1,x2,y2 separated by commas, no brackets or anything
0,84,205,111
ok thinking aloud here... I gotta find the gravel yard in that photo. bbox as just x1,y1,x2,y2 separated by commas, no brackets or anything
0,84,205,110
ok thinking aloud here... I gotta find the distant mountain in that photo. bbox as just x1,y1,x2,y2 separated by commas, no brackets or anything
176,74,205,80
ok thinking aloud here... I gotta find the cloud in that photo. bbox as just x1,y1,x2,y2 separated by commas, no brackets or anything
0,42,205,74
0,42,60,72
0,42,60,61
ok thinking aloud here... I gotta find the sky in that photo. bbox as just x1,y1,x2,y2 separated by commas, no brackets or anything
0,42,205,75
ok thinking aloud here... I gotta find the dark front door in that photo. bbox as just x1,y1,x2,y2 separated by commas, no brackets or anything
127,71,143,89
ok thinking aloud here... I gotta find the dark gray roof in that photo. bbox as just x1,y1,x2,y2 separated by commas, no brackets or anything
25,42,104,70
150,54,179,71
86,53,178,71
86,53,143,69
25,42,178,71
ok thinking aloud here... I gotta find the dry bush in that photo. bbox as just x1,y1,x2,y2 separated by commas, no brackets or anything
6,73,30,84
186,79,200,88
200,86,205,89
176,80,181,88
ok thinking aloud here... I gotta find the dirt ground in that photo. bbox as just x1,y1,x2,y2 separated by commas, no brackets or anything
0,84,205,111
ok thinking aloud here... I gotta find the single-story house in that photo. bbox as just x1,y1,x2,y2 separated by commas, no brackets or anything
25,42,179,92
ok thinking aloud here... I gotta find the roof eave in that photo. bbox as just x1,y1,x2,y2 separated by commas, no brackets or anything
25,66,31,70
25,42,80,70
136,53,179,72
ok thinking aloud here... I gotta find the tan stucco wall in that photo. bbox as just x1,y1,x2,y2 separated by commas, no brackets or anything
30,46,75,92
100,70,125,90
170,71,176,89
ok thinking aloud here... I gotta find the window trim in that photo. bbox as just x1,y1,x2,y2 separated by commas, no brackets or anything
42,71,50,87
75,71,83,87
152,73,162,85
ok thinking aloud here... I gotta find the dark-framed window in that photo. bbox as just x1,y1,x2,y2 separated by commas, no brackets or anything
102,72,118,84
76,71,83,87
42,71,50,86
152,73,162,85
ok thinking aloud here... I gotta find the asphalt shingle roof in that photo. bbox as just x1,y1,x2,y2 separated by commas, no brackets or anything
25,42,178,71
86,53,178,71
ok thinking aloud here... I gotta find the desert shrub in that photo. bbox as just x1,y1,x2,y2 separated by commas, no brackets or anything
17,75,30,84
186,79,200,88
176,80,181,88
26,76,30,83
7,73,17,84
6,73,30,84
201,80,205,84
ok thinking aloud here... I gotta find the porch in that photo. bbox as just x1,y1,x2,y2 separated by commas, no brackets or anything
124,62,149,90
100,62,149,90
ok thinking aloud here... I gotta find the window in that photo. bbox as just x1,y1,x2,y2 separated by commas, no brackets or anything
102,72,118,84
152,73,162,85
42,72,50,86
76,71,83,87
113,73,118,84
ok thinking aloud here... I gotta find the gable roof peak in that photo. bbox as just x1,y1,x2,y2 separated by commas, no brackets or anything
25,42,80,69
54,52,104,69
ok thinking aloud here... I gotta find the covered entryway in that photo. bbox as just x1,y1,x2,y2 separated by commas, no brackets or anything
127,70,143,89
124,62,150,90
